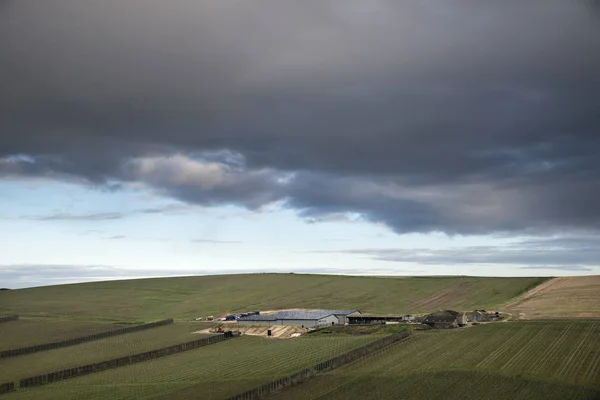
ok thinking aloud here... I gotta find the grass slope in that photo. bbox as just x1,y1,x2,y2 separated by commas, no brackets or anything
273,371,600,400
6,335,380,400
272,321,600,400
2,322,213,382
0,319,129,351
505,276,600,319
0,274,548,321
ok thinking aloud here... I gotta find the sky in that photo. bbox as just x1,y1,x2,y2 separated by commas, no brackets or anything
1,1,600,288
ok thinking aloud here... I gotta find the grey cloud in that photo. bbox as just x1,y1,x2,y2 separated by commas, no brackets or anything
106,235,127,240
28,212,124,221
79,230,103,236
0,264,204,289
191,239,243,244
24,204,200,222
520,265,593,272
138,204,198,215
319,236,600,267
0,264,424,289
1,1,600,235
121,154,285,209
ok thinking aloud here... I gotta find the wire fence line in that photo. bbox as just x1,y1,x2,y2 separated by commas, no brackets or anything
0,383,15,395
0,318,174,359
12,331,240,391
227,331,411,400
0,315,19,324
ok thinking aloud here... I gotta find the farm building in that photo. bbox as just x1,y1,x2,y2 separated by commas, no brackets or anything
348,313,414,325
422,310,467,329
468,310,490,322
237,310,358,329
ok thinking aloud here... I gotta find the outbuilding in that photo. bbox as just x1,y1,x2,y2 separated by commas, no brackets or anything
348,313,412,325
237,309,358,329
422,310,466,329
468,310,490,322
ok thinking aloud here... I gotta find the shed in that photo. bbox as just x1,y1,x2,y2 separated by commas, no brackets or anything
422,310,461,329
348,313,408,325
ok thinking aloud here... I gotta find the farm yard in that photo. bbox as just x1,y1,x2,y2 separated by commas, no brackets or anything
4,334,381,400
271,321,600,399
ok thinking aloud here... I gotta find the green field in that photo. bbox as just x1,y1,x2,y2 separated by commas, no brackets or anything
0,319,130,351
2,274,598,400
271,321,600,399
272,371,600,400
0,274,548,321
2,322,213,382
6,334,380,400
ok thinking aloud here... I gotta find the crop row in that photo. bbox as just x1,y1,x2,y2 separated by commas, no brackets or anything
268,321,600,400
270,370,600,400
0,319,134,351
348,321,600,386
3,323,208,382
1,319,173,358
7,335,380,400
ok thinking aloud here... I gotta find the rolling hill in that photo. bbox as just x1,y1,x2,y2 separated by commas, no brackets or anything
0,274,549,322
504,275,600,319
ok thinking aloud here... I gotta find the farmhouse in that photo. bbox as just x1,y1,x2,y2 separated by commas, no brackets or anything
237,310,358,329
422,310,467,329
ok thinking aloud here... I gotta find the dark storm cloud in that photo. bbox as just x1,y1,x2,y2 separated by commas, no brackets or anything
316,236,600,268
1,1,600,235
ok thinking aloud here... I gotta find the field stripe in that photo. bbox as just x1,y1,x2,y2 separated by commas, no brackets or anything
500,324,551,371
529,322,575,376
557,322,597,380
583,334,600,383
476,324,530,369
502,323,553,373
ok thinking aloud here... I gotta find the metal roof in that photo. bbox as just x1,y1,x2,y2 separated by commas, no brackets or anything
238,309,357,321
348,313,408,318
422,310,459,323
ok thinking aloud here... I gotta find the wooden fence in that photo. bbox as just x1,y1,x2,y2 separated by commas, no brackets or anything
0,315,18,324
17,331,240,389
0,318,174,359
227,331,410,400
